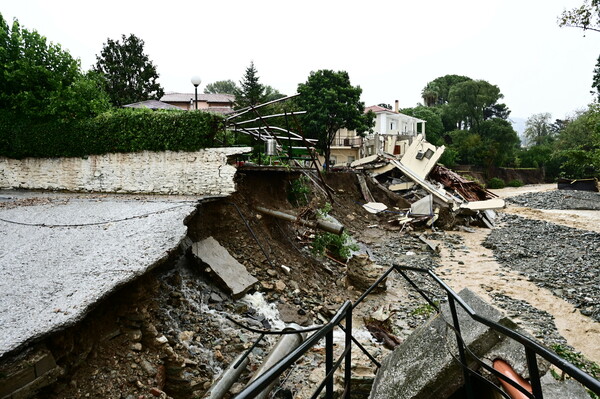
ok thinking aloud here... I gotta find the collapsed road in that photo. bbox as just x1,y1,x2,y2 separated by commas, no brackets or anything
0,172,599,399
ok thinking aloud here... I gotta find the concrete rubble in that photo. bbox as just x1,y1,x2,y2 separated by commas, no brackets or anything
369,288,589,399
350,134,504,228
190,236,258,299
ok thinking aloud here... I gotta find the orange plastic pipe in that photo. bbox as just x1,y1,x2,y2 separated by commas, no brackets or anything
493,359,533,399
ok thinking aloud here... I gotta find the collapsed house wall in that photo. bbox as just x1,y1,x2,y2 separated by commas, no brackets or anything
0,147,251,195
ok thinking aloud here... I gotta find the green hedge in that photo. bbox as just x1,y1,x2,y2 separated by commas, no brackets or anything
0,108,225,159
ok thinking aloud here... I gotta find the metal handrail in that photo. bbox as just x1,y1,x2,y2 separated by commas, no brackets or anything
233,264,600,398
391,264,600,398
235,301,353,399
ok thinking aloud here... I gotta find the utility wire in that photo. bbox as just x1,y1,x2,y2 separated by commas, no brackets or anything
0,202,196,228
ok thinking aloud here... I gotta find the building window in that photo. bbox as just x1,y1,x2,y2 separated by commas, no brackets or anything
347,156,355,164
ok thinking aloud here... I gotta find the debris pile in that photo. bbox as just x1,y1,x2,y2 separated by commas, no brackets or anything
349,135,504,229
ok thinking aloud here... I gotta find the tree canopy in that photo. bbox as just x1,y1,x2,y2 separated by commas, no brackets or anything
447,79,507,132
400,105,444,145
0,13,109,120
296,70,374,170
558,0,600,33
94,34,164,106
421,75,472,106
418,74,518,170
204,79,238,95
524,113,554,146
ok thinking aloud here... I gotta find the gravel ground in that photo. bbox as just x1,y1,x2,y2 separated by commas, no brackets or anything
506,190,600,210
485,208,600,323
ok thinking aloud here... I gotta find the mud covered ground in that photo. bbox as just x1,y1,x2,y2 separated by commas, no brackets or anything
27,174,600,399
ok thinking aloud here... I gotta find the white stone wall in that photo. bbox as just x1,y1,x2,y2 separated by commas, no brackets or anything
0,147,251,195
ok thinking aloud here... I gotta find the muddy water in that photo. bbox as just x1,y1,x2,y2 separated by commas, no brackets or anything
438,184,600,368
436,227,600,365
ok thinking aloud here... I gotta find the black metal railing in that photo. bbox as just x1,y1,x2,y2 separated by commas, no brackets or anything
332,136,362,147
233,264,600,399
234,301,354,399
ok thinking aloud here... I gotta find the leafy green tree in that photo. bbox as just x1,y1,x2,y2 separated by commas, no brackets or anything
400,105,445,145
524,112,554,146
0,13,109,120
447,79,506,132
553,104,600,177
479,118,520,167
558,1,600,100
94,34,164,106
593,54,600,100
204,79,238,95
421,75,472,106
296,70,374,170
558,0,600,33
263,85,286,102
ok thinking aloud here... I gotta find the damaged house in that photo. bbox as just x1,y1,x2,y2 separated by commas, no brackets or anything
325,103,427,167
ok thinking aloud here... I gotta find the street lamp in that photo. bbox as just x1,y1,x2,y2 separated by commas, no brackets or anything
191,75,201,110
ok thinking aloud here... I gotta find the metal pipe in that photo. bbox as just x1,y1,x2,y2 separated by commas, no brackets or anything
255,206,344,235
203,353,249,399
246,327,306,399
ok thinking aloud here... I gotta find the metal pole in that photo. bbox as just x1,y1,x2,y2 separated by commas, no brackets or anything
344,306,353,398
325,329,334,399
526,347,544,398
448,295,475,399
194,85,198,110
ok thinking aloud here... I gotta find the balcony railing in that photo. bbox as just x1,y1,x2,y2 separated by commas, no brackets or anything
332,136,362,147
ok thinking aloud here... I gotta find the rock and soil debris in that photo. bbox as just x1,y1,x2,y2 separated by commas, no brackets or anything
8,173,599,399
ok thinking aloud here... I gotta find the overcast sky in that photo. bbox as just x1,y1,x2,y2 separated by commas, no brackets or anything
3,0,599,125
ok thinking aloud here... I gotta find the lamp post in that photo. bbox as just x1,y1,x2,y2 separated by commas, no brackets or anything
191,75,201,110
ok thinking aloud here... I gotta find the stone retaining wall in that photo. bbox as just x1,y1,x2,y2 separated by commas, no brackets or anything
0,147,250,195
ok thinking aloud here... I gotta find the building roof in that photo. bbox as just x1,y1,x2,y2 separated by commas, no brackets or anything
122,100,182,110
161,92,235,103
365,105,396,114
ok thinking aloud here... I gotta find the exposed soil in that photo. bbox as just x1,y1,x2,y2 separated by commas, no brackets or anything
20,173,600,399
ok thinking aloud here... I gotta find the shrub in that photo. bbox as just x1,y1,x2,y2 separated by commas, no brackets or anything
486,177,506,189
288,175,311,206
0,108,224,159
507,179,524,187
312,231,358,262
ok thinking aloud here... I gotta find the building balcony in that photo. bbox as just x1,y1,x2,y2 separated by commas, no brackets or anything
332,136,362,147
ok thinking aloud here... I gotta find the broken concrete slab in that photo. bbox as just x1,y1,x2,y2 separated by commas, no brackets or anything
190,237,258,299
0,191,198,358
351,155,380,168
389,159,462,210
459,198,505,211
362,202,388,214
539,372,589,399
410,195,433,216
369,288,514,399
